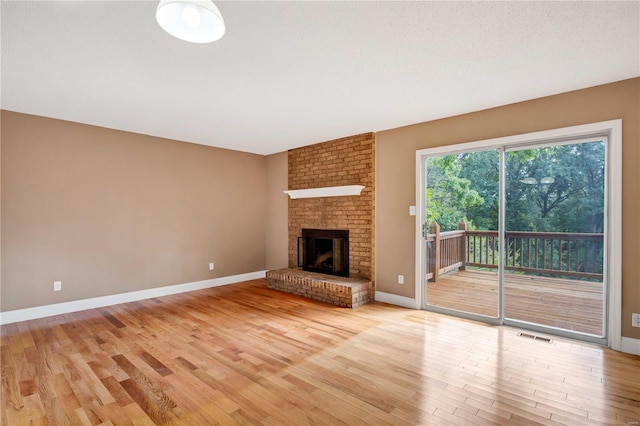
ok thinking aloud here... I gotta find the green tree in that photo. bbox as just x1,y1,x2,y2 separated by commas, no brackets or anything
549,142,605,233
426,141,604,235
458,150,499,230
505,142,604,233
426,155,484,231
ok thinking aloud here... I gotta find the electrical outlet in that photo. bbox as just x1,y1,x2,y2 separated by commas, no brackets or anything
53,281,62,292
209,262,215,271
632,313,640,328
398,275,404,284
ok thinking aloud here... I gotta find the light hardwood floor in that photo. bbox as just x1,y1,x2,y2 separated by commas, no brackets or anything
2,279,639,425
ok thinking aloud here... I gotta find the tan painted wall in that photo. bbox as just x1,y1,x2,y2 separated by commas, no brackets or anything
376,77,640,338
0,115,2,309
1,111,267,311
265,152,288,270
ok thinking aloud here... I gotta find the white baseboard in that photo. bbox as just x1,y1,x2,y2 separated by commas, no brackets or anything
375,291,418,309
621,337,640,356
0,270,267,325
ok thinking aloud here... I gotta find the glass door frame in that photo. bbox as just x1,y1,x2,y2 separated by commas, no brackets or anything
415,120,622,349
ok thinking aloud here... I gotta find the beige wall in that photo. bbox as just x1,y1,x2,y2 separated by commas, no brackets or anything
376,78,640,338
1,111,267,311
265,152,288,270
0,115,2,309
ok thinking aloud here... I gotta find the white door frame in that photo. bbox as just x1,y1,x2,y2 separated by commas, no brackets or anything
415,120,622,350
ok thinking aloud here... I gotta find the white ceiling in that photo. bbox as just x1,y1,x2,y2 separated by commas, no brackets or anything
2,1,639,155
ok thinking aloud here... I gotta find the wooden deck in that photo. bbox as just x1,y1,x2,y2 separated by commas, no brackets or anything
426,270,604,335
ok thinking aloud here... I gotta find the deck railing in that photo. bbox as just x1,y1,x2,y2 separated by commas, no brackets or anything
425,221,467,281
426,221,604,281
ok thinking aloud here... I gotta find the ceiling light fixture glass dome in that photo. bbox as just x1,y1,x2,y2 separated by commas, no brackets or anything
156,0,225,44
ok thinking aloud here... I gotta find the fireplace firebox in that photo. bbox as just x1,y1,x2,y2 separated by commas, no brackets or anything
298,229,349,277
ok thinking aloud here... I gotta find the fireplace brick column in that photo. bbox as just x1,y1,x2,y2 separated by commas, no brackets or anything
287,132,375,295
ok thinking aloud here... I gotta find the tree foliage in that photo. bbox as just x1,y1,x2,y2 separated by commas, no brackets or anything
426,141,605,234
426,156,484,231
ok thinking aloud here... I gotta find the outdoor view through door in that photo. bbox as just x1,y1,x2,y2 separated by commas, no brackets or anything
424,138,606,339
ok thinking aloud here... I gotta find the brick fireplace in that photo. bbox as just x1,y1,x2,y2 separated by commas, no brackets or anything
288,132,374,280
266,132,375,307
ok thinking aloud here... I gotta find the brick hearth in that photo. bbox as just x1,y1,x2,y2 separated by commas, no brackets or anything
266,268,372,308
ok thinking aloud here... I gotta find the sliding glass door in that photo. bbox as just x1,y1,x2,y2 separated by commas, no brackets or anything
419,131,611,344
504,139,606,337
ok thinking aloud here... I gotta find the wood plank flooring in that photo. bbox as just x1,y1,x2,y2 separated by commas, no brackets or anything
2,279,639,425
427,270,604,335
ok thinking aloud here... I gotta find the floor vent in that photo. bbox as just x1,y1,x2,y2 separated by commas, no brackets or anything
517,332,552,343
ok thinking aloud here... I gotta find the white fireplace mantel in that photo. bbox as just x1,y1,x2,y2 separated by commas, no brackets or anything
283,185,365,199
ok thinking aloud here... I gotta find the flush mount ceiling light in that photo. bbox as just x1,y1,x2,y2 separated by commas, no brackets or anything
156,0,225,43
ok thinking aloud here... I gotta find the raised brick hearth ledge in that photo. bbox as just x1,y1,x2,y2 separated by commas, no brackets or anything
266,268,372,308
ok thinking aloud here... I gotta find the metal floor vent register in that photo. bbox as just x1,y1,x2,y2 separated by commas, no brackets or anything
517,332,552,343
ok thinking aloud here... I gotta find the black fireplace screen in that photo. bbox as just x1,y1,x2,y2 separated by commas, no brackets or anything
298,229,349,277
